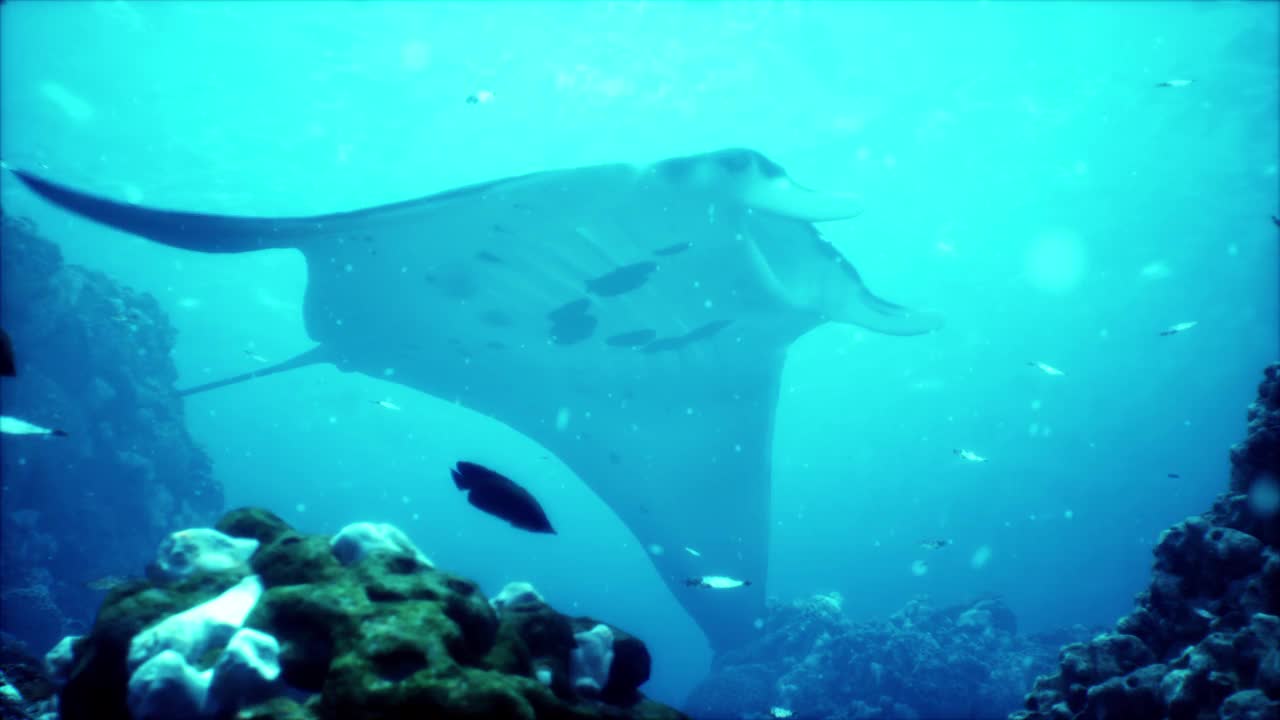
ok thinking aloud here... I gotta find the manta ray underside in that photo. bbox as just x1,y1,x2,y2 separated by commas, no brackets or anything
11,148,942,653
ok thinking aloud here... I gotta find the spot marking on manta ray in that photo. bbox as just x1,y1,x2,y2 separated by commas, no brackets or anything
547,298,597,345
586,262,658,297
643,319,733,353
605,329,658,348
654,242,692,257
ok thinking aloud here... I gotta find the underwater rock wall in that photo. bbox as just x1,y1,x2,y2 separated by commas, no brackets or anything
1013,362,1280,720
0,214,223,655
49,508,687,720
685,590,1091,719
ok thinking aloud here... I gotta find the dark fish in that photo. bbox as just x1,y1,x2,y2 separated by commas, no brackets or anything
1272,215,1279,228
0,327,13,376
920,538,953,551
1168,473,1181,479
450,461,555,534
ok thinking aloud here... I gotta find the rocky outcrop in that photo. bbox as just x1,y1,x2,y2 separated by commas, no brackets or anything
1014,363,1280,720
51,507,687,720
0,214,223,654
0,633,56,720
687,591,1090,719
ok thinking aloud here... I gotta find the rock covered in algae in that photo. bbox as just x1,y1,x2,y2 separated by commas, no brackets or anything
1013,363,1280,720
52,506,687,720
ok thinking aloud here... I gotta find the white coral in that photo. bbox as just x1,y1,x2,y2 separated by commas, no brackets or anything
330,522,432,568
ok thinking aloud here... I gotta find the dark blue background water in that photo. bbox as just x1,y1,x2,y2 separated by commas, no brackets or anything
1,0,1276,707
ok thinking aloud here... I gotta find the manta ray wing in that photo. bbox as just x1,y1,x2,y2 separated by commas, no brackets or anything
11,148,941,652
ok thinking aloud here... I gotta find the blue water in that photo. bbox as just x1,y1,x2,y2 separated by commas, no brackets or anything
1,0,1276,710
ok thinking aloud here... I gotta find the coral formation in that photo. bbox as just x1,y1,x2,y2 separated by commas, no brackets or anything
0,633,56,720
1013,363,1280,720
0,214,222,654
330,522,432,569
153,528,260,581
47,507,686,720
687,590,1090,719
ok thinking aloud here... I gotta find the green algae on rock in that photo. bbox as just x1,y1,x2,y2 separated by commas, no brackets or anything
53,508,688,720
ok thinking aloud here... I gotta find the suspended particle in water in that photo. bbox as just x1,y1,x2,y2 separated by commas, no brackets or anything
970,545,993,569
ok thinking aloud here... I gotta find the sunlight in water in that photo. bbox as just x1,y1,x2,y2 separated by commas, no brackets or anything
1026,229,1087,293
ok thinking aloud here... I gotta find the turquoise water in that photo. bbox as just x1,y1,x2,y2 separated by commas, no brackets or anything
2,0,1276,708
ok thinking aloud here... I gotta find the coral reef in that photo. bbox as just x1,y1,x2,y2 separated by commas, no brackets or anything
48,507,687,720
0,632,56,720
686,590,1091,719
0,214,222,654
1013,363,1280,720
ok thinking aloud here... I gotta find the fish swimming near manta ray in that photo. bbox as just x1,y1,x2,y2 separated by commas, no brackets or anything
451,460,555,534
9,148,942,652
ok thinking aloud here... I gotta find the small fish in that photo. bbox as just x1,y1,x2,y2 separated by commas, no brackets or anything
1155,79,1194,88
371,399,402,411
243,349,269,363
684,546,701,557
954,448,986,463
1,416,68,437
1192,607,1214,620
685,575,751,590
770,708,794,719
1167,473,1181,479
1272,215,1279,228
0,327,14,376
1159,321,1198,336
921,538,954,551
465,89,495,105
84,574,131,592
450,461,555,534
1028,361,1065,376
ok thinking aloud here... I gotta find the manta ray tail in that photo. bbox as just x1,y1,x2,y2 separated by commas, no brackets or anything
10,170,328,253
179,346,330,397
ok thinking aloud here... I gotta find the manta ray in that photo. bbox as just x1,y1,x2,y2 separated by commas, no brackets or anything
10,148,941,653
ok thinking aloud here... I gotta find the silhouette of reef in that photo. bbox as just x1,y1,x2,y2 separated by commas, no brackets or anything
0,214,223,655
1013,362,1280,720
50,507,686,720
686,590,1092,719
0,632,57,719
